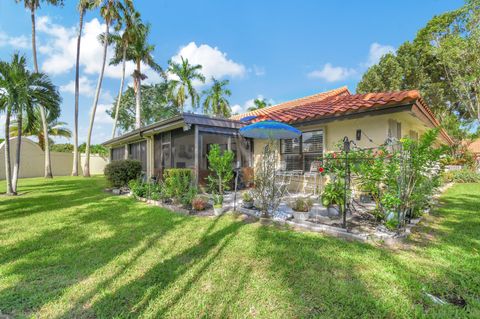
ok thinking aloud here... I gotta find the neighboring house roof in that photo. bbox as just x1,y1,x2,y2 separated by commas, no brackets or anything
468,138,480,154
102,113,245,147
232,88,453,145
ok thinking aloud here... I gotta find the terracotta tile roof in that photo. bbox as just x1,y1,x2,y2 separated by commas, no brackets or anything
251,90,423,123
233,88,453,145
230,86,350,121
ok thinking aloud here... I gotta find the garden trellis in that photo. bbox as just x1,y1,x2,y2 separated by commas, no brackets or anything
320,129,444,231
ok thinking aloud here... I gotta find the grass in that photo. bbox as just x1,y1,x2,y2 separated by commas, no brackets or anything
0,177,479,318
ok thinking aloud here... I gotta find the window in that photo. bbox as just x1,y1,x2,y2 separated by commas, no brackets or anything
111,146,124,161
128,140,147,171
280,130,324,171
388,119,402,140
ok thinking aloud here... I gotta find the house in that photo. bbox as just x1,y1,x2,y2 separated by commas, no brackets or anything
102,87,452,184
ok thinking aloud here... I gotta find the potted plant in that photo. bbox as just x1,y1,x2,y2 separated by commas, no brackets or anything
242,191,254,209
212,194,224,216
321,180,344,218
291,197,313,220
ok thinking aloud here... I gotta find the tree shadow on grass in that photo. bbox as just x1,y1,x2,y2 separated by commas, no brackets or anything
89,216,245,318
0,178,189,318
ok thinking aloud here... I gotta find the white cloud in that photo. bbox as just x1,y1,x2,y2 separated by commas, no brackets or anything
308,63,357,82
60,76,95,96
37,16,159,81
91,103,113,125
366,42,395,67
252,65,266,76
231,95,274,114
0,31,29,49
171,42,246,84
307,42,395,83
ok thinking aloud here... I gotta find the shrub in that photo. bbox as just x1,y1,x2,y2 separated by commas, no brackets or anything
212,194,223,208
164,168,194,203
192,196,208,211
442,169,480,183
385,218,399,231
207,144,234,194
104,159,142,187
181,187,198,207
291,197,314,212
128,180,147,198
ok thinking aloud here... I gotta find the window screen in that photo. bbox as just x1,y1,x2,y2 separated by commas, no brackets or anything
111,146,124,161
129,140,147,171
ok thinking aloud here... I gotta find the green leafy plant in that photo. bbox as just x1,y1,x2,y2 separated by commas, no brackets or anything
163,168,193,203
385,218,399,231
291,197,314,212
321,180,345,209
104,159,142,187
181,187,198,207
212,194,224,208
242,191,253,202
207,144,234,194
442,169,480,183
128,180,147,198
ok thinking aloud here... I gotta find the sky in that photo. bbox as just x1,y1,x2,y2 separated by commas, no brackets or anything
0,0,464,144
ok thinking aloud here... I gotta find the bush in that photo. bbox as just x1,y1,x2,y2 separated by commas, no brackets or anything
181,187,198,207
192,196,208,211
128,180,147,198
442,169,480,183
104,159,142,187
291,197,314,212
164,168,193,203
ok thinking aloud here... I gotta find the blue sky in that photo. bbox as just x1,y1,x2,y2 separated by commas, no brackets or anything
0,0,463,144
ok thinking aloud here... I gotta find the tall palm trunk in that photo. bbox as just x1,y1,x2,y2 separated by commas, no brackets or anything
72,7,85,176
12,112,22,192
31,6,53,178
135,59,141,129
112,46,126,138
84,19,109,177
4,107,14,195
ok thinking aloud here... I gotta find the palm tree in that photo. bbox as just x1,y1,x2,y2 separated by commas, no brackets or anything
0,53,61,194
126,22,163,129
84,0,120,177
72,0,100,176
167,56,205,112
202,78,232,118
0,70,13,195
247,97,271,111
15,0,64,179
10,110,71,150
107,0,139,138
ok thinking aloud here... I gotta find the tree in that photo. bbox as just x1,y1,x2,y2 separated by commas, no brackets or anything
106,0,139,138
125,22,163,129
72,0,100,176
167,56,205,112
10,110,71,150
247,97,271,111
15,0,64,179
0,53,61,195
357,1,480,145
202,78,232,118
84,0,120,177
107,82,178,132
206,144,234,194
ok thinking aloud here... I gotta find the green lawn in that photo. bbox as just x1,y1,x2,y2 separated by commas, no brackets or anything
0,177,479,318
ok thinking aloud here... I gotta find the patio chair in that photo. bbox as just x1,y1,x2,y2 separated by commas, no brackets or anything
303,161,321,196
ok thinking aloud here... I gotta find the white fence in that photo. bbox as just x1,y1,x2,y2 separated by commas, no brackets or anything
0,138,108,179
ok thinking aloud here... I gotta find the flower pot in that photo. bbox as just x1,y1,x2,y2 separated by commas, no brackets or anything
327,205,340,218
214,206,224,216
242,201,254,209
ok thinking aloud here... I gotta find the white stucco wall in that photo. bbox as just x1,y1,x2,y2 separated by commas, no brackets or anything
0,138,108,179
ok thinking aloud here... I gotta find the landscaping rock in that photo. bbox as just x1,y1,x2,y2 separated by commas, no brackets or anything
112,188,121,195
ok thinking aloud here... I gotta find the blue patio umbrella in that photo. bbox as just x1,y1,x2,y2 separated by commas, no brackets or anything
239,120,301,139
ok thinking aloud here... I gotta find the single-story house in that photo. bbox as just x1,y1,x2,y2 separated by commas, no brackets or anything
102,86,452,185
